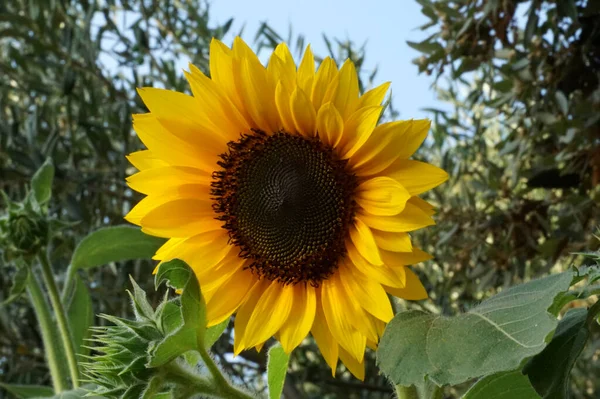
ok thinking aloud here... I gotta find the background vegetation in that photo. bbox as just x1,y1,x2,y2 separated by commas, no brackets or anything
1,0,598,397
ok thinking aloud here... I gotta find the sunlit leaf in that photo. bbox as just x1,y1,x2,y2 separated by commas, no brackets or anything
267,343,290,399
377,272,572,387
70,225,165,272
463,371,540,399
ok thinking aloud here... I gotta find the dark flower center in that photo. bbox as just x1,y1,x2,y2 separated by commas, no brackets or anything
211,130,357,285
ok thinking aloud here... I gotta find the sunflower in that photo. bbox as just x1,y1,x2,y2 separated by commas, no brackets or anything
125,37,447,380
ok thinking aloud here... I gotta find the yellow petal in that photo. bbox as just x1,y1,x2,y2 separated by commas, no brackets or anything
154,237,187,260
126,166,211,195
272,43,296,86
408,196,436,216
279,284,316,353
356,81,390,109
132,114,215,170
340,266,394,322
385,160,449,195
297,45,315,95
154,230,228,263
339,347,365,381
337,265,379,342
139,198,216,238
340,106,382,159
210,39,253,124
199,255,246,291
358,202,435,232
290,87,316,137
127,150,167,170
205,269,257,327
350,120,413,176
185,65,249,140
242,282,295,348
136,88,228,151
381,248,433,266
356,177,411,216
275,82,297,133
372,230,413,252
311,297,339,375
125,184,211,226
332,59,359,119
311,57,338,110
321,273,367,361
395,119,431,159
316,102,344,147
384,267,428,300
349,217,382,265
346,241,406,288
234,56,279,132
234,279,270,354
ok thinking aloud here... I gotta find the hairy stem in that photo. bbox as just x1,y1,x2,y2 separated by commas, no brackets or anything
27,271,68,392
198,346,254,399
38,253,80,388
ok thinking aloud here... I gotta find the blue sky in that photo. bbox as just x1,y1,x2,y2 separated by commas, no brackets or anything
209,0,442,119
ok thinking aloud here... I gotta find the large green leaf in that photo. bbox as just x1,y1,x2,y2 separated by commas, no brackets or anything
463,371,540,399
65,274,94,356
0,383,54,398
524,308,590,399
70,225,165,272
377,272,572,387
149,259,206,368
30,158,54,205
267,343,290,399
204,318,229,349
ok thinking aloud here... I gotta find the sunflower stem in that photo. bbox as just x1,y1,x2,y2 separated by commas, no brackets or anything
164,362,218,398
38,252,80,388
198,346,254,399
27,270,69,392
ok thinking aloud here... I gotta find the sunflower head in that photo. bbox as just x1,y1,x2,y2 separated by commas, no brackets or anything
125,37,448,379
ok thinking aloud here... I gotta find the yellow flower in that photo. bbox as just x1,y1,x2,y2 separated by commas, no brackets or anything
125,37,448,380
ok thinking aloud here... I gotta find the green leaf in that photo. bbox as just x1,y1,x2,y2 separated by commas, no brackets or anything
149,259,206,368
463,371,540,399
157,299,184,335
555,91,569,116
524,308,589,399
31,158,54,205
128,276,155,320
50,386,104,398
524,6,538,45
267,343,290,399
0,383,54,398
556,0,578,22
406,40,443,54
204,318,229,349
377,272,572,387
65,274,93,356
148,328,197,367
1,265,30,306
70,225,165,272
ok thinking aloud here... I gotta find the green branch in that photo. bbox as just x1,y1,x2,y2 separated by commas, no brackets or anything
27,272,68,392
38,253,80,388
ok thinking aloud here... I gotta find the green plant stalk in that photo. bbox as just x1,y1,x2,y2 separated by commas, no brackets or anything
27,271,68,392
164,361,219,398
61,264,75,301
197,346,254,399
586,299,600,327
395,385,420,399
38,253,80,388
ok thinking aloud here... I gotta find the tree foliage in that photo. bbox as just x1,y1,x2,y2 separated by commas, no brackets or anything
1,0,599,398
